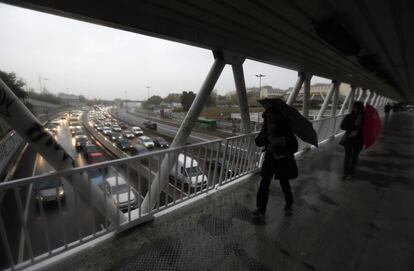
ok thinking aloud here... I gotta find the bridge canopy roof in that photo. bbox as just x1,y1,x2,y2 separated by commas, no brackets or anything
4,0,414,101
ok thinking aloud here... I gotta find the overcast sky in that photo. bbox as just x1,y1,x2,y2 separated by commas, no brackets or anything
0,3,330,100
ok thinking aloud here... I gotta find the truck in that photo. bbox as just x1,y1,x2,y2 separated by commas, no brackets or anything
170,153,208,189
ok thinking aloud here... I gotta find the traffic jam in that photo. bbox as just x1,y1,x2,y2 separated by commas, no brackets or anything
34,106,224,216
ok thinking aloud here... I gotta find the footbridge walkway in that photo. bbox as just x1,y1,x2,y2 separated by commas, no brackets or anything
40,112,414,271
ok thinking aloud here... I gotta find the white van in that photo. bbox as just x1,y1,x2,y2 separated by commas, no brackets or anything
170,153,208,188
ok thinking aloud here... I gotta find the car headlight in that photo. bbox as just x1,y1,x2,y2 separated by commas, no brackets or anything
59,188,65,196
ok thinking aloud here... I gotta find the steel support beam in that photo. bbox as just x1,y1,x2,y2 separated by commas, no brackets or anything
380,97,386,107
232,62,251,133
357,88,367,101
354,87,360,102
287,71,305,106
365,90,374,105
370,92,378,105
316,80,339,120
339,85,355,115
302,73,312,118
141,54,226,213
331,82,340,117
372,94,379,107
0,79,125,225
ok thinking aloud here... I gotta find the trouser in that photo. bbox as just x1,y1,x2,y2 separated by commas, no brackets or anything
256,159,293,212
343,144,362,176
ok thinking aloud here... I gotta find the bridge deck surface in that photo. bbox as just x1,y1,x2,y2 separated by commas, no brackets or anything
58,112,414,271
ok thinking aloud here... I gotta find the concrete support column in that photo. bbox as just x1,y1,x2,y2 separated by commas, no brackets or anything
316,80,339,120
232,62,251,133
302,73,312,118
0,79,125,225
287,71,305,106
141,53,226,213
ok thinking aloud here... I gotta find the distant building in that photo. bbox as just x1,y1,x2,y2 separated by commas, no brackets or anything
58,93,80,105
260,87,286,99
285,83,350,103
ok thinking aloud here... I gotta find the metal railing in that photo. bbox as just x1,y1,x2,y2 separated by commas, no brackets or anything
0,114,348,270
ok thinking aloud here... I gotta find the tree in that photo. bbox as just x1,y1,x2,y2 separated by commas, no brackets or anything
206,90,217,107
180,91,196,111
147,95,162,105
142,95,162,108
78,95,86,103
163,93,181,104
0,70,27,99
0,70,34,114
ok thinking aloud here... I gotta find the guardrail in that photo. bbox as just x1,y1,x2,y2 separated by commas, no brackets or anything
0,114,348,270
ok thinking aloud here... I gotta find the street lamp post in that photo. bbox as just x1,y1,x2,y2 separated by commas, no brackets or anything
255,74,266,96
146,86,151,120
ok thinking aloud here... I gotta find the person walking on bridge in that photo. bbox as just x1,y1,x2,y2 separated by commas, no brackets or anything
253,108,298,215
340,101,364,180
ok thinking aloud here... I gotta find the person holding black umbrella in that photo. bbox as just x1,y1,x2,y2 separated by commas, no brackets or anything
253,108,299,215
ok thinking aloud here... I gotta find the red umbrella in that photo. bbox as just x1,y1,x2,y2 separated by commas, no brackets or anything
363,104,382,149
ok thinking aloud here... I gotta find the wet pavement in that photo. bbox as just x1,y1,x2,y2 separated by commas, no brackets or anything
53,112,414,271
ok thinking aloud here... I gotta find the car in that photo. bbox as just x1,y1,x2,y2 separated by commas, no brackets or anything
102,126,112,135
122,130,135,139
108,131,122,142
51,120,60,126
87,152,106,164
69,118,79,125
75,135,89,151
205,158,235,178
88,169,104,187
170,154,208,189
83,143,102,158
143,120,157,130
137,136,155,148
130,126,143,136
103,176,139,212
104,120,112,126
45,123,58,135
112,125,122,132
93,122,102,128
153,136,169,148
119,122,128,129
69,122,82,132
130,144,149,156
116,138,132,150
96,124,104,131
72,127,84,137
35,179,65,203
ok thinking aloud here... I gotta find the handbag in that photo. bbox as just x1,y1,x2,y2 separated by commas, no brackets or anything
339,134,348,146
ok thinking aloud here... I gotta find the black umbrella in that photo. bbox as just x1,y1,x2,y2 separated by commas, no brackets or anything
258,98,318,147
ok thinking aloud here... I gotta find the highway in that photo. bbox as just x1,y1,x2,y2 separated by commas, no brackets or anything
0,108,251,268
111,108,222,144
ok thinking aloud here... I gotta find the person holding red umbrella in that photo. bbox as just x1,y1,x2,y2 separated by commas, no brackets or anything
340,101,365,180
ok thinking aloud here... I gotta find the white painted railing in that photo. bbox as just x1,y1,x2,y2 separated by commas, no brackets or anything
0,114,352,270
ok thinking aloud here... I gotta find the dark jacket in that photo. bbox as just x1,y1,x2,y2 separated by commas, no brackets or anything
340,113,364,148
255,121,298,179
